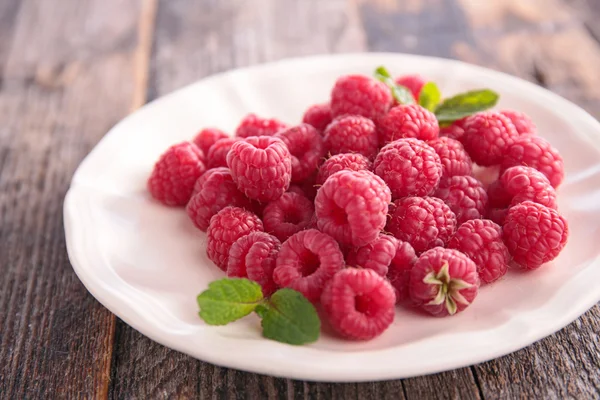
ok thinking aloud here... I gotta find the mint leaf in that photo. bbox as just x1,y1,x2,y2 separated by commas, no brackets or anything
418,82,442,111
260,289,320,345
374,66,415,105
197,278,264,325
434,89,499,123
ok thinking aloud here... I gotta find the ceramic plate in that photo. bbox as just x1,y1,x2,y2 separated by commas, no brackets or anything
64,53,600,382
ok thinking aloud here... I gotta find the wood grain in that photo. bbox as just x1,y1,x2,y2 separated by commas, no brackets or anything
0,0,142,397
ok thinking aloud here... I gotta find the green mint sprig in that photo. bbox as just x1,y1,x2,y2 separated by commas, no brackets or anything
418,82,442,112
374,66,415,105
197,278,320,345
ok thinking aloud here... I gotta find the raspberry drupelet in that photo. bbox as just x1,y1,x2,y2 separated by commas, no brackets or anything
386,196,457,254
395,74,427,101
276,123,326,182
273,229,344,302
428,136,473,180
321,268,396,340
315,170,391,247
302,103,332,133
227,231,281,296
192,128,229,155
316,153,372,185
186,167,252,231
206,137,241,169
500,110,536,136
461,111,519,166
235,113,288,138
206,206,263,270
323,115,379,160
409,247,479,317
447,219,510,284
503,201,568,270
147,141,206,206
227,136,292,202
374,138,442,199
377,104,439,146
434,175,488,225
262,192,314,242
330,75,393,120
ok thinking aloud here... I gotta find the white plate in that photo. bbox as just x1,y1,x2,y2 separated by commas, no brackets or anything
64,53,600,382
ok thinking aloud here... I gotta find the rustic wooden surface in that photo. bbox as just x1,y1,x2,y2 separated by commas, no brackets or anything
0,0,599,398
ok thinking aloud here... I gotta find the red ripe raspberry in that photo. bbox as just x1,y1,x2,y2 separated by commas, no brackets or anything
374,138,442,198
461,112,519,166
192,128,228,155
428,136,473,180
346,234,398,276
500,110,536,136
330,75,393,120
377,104,439,146
501,135,564,188
409,247,479,317
387,196,457,254
386,240,418,304
323,115,379,159
186,168,252,231
315,170,391,247
235,113,288,138
263,192,314,242
503,201,569,270
147,142,206,206
302,103,332,132
447,219,510,284
321,268,396,340
275,123,326,182
206,206,263,270
273,229,344,302
434,176,488,225
316,153,372,185
500,166,558,210
206,137,240,169
227,136,292,202
439,118,468,142
227,232,281,296
395,74,426,102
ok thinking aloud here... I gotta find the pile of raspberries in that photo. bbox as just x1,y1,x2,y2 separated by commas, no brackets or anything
148,73,569,341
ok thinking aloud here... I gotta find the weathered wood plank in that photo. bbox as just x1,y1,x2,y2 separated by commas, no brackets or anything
0,0,142,397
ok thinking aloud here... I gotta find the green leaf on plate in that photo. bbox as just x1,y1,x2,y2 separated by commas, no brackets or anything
260,288,320,345
434,89,499,123
374,66,415,105
197,278,264,325
418,82,442,112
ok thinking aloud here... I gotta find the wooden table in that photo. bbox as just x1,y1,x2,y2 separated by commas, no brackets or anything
1,0,599,398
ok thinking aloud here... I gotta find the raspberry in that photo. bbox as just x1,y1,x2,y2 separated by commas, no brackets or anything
206,206,263,270
447,219,510,284
321,268,396,340
386,240,418,304
500,110,536,136
346,234,398,276
192,128,228,155
503,201,569,270
323,115,379,159
439,118,468,142
395,74,426,102
147,142,206,206
273,229,344,302
501,135,564,188
434,176,488,225
461,112,519,166
316,153,372,185
373,138,442,198
263,192,314,241
387,196,457,254
428,136,473,179
315,170,391,247
186,168,252,231
409,247,479,317
227,136,292,202
377,104,439,146
496,166,558,210
235,113,288,138
206,137,240,169
275,123,326,182
302,103,332,132
227,232,281,296
330,75,393,120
